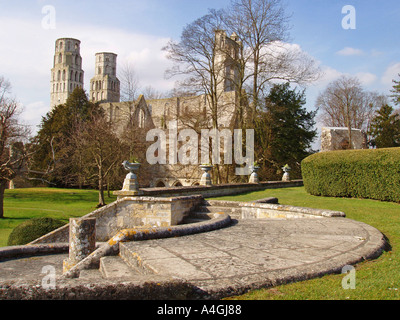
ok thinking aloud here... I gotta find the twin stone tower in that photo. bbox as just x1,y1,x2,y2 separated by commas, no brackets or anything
50,38,120,109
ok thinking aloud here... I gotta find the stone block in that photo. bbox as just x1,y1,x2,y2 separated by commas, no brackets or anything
63,218,96,274
321,127,367,151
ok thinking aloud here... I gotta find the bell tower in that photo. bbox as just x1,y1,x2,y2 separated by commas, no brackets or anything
214,30,241,95
90,52,120,103
50,38,84,109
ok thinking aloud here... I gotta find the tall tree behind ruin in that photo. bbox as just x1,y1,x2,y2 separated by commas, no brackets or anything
316,75,386,148
72,111,123,207
225,0,320,124
163,9,227,129
391,74,400,106
119,62,140,102
0,77,30,218
368,104,400,148
260,83,316,179
30,87,102,188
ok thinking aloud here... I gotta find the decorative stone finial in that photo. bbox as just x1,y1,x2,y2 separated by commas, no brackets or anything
282,164,291,182
249,165,260,184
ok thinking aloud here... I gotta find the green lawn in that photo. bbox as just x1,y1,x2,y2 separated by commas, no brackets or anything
0,188,117,247
214,187,400,300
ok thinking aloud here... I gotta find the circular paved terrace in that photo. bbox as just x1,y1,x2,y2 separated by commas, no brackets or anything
0,216,386,300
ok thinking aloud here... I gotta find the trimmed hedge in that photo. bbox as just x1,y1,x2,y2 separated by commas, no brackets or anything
301,148,400,202
7,218,66,246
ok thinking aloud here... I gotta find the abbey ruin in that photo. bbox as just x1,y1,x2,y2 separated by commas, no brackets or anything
50,32,248,188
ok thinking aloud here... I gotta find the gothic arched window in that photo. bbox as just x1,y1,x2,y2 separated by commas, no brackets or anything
139,109,145,128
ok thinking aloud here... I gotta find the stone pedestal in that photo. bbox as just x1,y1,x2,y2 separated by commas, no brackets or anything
122,172,141,192
116,161,143,198
63,218,96,273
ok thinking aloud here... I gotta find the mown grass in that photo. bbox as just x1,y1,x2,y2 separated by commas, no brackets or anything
214,187,400,300
0,188,117,247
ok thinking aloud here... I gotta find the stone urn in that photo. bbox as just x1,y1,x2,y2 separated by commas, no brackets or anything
282,165,291,182
200,165,213,186
122,160,141,193
249,165,260,184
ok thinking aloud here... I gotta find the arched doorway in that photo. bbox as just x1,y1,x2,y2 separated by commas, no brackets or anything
156,181,166,188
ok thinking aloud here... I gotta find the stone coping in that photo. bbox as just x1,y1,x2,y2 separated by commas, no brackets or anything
204,199,346,218
0,243,69,261
115,195,204,202
0,277,195,300
240,202,345,218
115,180,304,198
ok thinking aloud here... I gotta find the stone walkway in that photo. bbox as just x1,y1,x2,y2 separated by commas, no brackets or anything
119,217,386,297
0,216,386,299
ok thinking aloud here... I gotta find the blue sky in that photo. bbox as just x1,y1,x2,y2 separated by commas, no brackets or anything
1,0,399,138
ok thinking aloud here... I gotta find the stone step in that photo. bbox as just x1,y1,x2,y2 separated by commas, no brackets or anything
195,206,241,219
182,211,212,223
119,241,212,281
79,269,103,280
119,242,156,275
181,217,208,224
99,256,141,279
196,205,240,213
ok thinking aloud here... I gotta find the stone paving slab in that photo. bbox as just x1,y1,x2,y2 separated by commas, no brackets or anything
120,217,386,297
0,217,387,299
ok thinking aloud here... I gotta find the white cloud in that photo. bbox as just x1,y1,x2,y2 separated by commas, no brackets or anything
336,47,364,56
381,62,400,86
371,49,384,57
355,72,377,86
0,16,175,130
312,65,343,89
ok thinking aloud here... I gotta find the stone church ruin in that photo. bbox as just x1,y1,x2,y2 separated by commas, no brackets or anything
50,33,248,187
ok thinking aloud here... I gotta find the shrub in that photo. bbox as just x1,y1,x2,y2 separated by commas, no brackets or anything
301,148,400,202
7,217,66,246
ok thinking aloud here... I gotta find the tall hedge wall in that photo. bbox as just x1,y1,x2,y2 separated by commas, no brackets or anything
301,148,400,202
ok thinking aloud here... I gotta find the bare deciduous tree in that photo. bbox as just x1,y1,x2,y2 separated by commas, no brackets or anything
142,85,164,100
119,62,140,102
316,75,386,148
163,9,227,129
225,0,321,122
0,77,30,218
73,112,123,207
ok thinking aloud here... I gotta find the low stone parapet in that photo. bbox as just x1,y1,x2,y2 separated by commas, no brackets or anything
31,195,204,244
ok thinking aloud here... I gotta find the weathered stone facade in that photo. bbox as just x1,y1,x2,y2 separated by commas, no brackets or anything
90,52,120,103
321,127,367,152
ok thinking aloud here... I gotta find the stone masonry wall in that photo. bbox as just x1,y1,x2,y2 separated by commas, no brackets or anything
31,195,203,244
